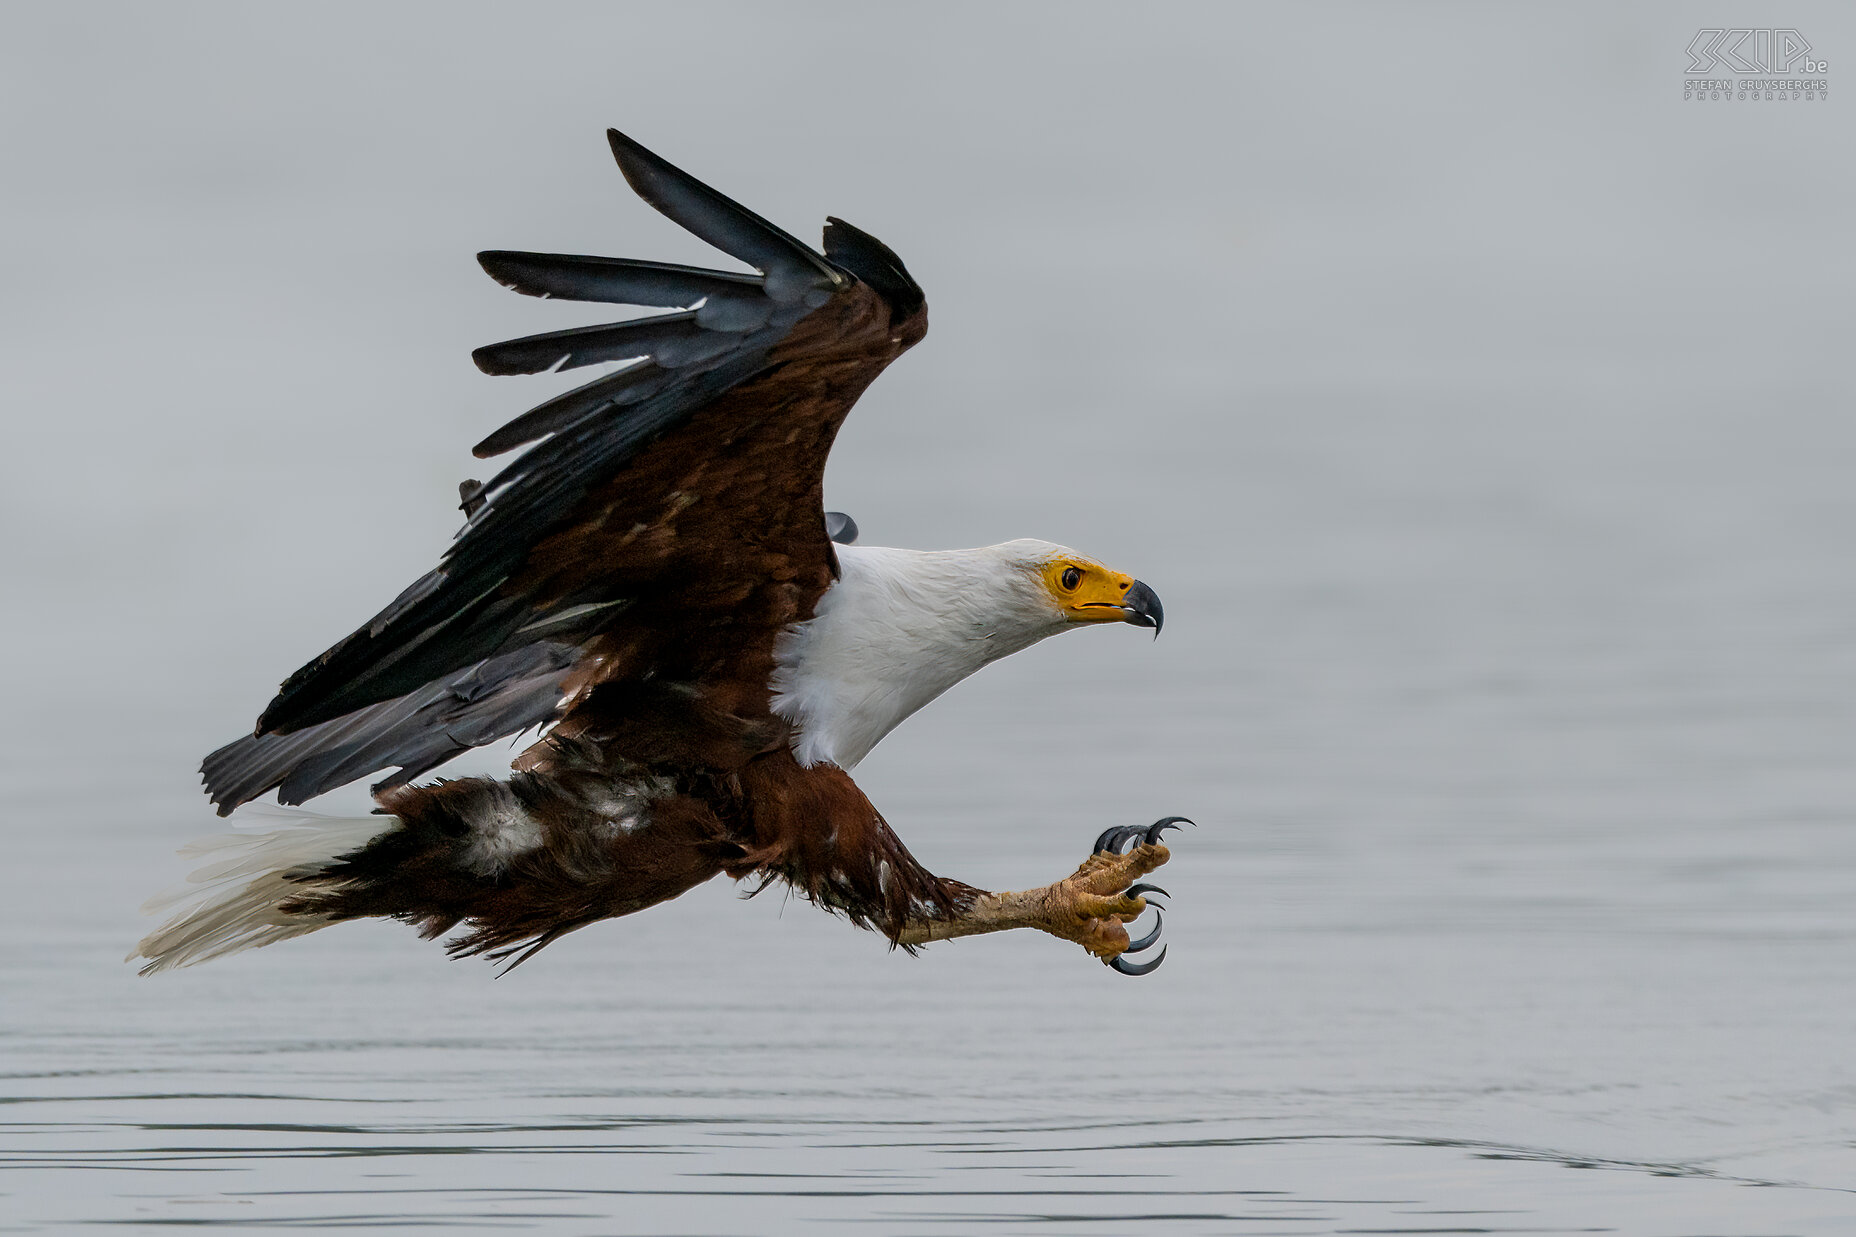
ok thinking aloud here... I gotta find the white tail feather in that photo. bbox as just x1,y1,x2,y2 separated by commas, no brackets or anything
130,812,393,975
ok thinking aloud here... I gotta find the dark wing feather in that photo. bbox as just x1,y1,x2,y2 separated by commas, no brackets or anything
238,128,926,776
203,643,579,816
823,217,926,321
476,252,764,307
603,128,841,300
470,363,675,459
470,311,719,376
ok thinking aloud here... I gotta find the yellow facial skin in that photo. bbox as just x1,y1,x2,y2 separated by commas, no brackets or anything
1042,557,1140,623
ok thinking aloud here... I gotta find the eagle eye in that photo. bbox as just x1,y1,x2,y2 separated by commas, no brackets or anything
1060,566,1082,591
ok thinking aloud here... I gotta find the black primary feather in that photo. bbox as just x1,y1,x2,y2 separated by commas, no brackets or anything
205,643,579,816
476,252,763,307
823,217,925,321
471,312,719,376
604,128,839,299
471,363,674,459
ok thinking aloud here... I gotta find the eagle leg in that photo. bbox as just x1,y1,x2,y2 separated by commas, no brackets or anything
893,820,1184,975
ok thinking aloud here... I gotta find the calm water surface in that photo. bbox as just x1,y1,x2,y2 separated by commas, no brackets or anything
4,5,1855,1233
9,389,1856,1232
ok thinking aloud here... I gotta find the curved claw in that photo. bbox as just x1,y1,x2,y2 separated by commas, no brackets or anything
1109,944,1167,976
1143,816,1194,845
1124,882,1169,901
1093,824,1144,855
1124,907,1163,953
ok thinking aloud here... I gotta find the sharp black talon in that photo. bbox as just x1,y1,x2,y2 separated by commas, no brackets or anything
1109,944,1167,976
1094,825,1143,854
1125,882,1169,901
1124,907,1163,952
1143,816,1194,845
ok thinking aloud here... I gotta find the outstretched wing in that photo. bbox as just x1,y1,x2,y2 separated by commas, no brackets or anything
206,129,926,815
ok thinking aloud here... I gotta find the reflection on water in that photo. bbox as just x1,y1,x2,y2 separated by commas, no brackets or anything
8,1101,1851,1232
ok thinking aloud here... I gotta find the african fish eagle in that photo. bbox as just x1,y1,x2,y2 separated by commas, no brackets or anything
133,130,1185,977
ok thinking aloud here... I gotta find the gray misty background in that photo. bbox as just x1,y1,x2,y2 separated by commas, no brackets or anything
2,3,1854,1233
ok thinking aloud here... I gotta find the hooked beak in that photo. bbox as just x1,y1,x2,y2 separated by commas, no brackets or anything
1122,579,1163,637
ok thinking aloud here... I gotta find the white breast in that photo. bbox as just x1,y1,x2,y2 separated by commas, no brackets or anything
768,541,1072,769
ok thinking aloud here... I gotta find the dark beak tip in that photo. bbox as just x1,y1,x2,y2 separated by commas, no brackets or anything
1123,579,1163,638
